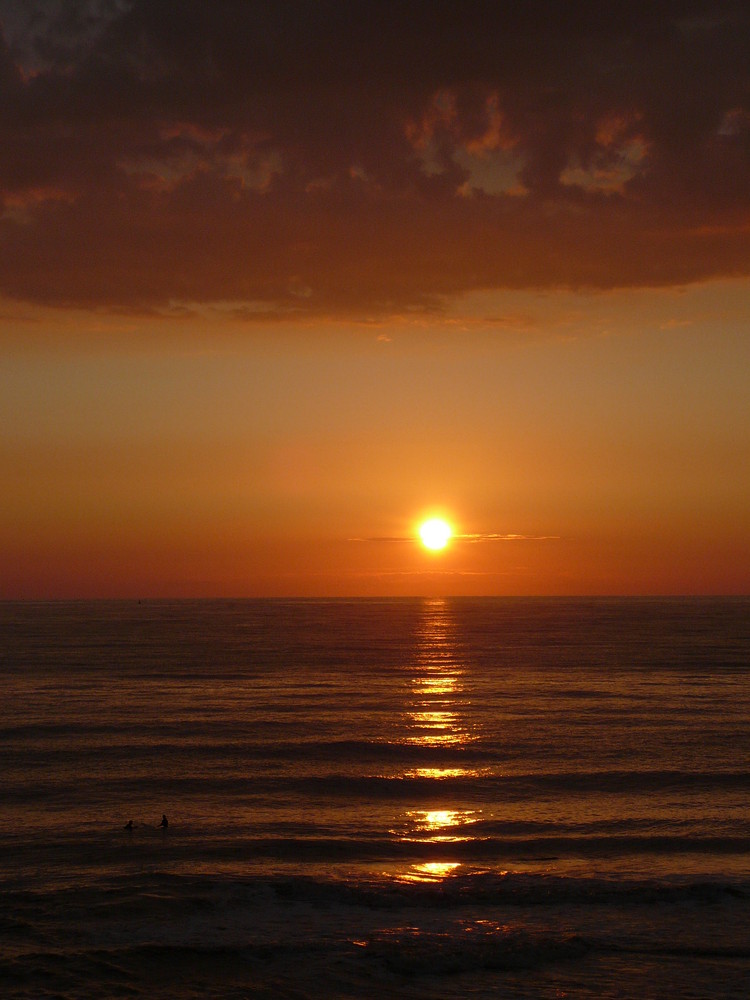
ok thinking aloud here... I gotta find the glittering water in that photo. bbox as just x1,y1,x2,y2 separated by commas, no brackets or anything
2,597,749,998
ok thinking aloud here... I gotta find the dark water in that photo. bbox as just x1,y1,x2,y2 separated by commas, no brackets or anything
1,597,749,998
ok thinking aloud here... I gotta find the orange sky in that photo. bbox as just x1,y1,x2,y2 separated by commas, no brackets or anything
1,3,749,596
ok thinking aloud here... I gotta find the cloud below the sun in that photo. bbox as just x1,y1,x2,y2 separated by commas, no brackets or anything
350,534,560,543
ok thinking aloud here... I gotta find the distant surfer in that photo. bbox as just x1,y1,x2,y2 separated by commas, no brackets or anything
124,820,133,830
159,814,168,829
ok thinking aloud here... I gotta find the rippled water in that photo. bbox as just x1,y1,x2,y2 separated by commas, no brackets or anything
2,597,749,997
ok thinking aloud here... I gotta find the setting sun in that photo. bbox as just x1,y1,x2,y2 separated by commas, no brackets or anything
418,518,452,551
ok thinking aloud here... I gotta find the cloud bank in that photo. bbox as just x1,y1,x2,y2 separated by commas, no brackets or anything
1,1,749,318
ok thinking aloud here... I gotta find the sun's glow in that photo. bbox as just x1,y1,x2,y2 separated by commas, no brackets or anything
418,517,452,550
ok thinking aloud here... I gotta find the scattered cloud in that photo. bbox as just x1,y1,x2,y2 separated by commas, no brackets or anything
0,2,748,318
459,533,561,542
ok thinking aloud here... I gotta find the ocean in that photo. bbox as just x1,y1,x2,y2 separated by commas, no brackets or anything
1,597,749,998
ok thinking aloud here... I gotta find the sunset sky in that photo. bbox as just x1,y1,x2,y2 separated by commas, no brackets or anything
2,0,749,597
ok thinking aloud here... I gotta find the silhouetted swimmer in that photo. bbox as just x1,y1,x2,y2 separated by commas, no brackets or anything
158,814,168,829
124,820,133,830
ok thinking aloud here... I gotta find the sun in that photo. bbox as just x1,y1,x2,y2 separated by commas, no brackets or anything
418,517,452,551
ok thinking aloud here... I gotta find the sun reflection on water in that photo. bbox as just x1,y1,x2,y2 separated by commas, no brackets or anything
418,675,459,694
394,861,463,883
405,597,474,748
397,807,479,842
389,599,485,881
403,766,475,779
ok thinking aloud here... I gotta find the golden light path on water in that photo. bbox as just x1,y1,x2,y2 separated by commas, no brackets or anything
406,597,474,749
391,598,483,883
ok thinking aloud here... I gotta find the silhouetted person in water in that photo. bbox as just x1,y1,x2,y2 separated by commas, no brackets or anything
159,814,168,829
124,820,133,830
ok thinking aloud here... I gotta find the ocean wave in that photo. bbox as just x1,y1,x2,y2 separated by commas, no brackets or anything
6,930,750,1000
3,866,748,1000
6,868,747,917
3,817,750,875
223,833,750,863
261,869,749,911
4,767,748,806
362,925,590,975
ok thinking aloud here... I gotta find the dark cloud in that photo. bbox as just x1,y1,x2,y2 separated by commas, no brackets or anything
0,1,749,317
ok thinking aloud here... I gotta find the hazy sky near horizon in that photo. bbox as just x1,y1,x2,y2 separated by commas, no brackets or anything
1,0,749,597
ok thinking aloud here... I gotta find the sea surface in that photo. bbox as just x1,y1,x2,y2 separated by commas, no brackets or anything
1,597,749,998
